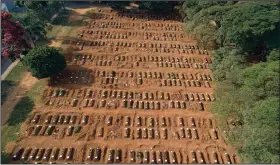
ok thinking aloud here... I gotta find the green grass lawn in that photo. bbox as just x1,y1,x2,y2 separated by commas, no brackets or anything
1,62,26,105
1,79,47,164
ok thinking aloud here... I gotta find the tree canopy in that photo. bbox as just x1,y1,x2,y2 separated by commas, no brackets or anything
181,1,280,54
180,1,280,163
138,1,178,12
12,11,49,44
106,1,130,10
1,11,30,61
23,46,66,79
14,0,64,22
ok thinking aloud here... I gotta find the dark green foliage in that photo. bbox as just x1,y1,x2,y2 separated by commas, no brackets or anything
1,152,10,164
243,97,279,163
181,3,280,161
267,49,280,61
181,1,280,54
106,1,130,10
211,53,280,163
23,46,66,79
220,2,280,54
211,48,246,81
7,96,34,126
139,1,178,12
14,0,64,22
12,11,48,43
1,80,16,105
241,61,279,99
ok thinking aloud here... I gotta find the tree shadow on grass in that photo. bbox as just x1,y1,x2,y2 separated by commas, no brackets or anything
6,96,34,126
1,80,17,105
1,151,10,164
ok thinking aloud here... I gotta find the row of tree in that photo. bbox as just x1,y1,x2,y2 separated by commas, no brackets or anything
180,1,279,163
106,1,178,13
1,1,66,79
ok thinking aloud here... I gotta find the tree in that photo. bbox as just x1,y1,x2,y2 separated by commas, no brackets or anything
267,49,280,62
12,11,49,44
211,58,280,163
211,48,246,81
139,1,178,13
181,1,280,163
14,0,64,22
243,97,280,163
1,11,30,61
23,46,66,79
106,1,130,10
181,1,280,55
220,2,280,54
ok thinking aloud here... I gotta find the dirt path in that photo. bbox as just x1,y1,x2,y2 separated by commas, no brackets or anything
1,72,38,125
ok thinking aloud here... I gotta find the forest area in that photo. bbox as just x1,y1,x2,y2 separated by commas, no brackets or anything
180,0,279,163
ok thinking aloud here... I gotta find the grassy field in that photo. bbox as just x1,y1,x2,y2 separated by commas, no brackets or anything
1,79,47,163
1,63,26,105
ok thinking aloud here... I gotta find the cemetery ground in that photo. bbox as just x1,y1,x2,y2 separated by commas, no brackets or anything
2,5,239,164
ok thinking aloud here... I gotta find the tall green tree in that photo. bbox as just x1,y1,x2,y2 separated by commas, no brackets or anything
243,97,279,163
106,1,130,10
23,46,66,79
12,11,49,45
220,2,280,54
14,0,64,22
139,1,178,13
181,1,280,53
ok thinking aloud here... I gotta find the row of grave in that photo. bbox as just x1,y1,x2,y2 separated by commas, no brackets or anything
72,59,210,70
59,69,213,81
81,29,185,38
45,88,215,101
31,113,215,129
90,12,183,22
44,98,206,111
81,33,183,42
88,21,183,31
27,124,219,142
11,146,236,164
27,125,82,137
11,147,74,162
71,55,210,64
75,40,206,51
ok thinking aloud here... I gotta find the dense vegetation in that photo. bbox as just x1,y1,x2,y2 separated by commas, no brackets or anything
23,45,66,79
1,0,64,61
180,0,279,163
106,1,130,10
1,11,27,61
138,1,178,12
14,1,64,22
106,1,178,13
